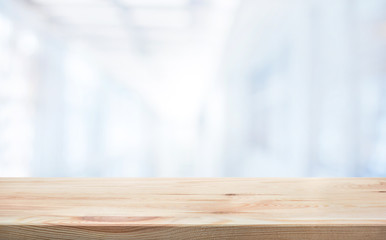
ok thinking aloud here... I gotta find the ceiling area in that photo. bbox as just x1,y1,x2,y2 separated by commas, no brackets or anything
23,0,237,54
20,0,239,104
16,0,239,121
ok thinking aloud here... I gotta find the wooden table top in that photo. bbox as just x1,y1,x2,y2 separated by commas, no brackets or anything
1,178,386,239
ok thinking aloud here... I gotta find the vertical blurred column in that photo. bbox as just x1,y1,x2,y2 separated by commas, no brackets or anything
221,0,309,176
64,48,103,177
358,0,386,176
283,0,314,176
307,0,360,176
102,86,150,177
0,13,13,176
0,11,39,176
32,38,67,176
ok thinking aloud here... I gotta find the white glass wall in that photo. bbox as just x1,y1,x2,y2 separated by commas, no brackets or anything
0,0,385,177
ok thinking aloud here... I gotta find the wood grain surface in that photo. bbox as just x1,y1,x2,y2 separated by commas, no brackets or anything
0,178,386,239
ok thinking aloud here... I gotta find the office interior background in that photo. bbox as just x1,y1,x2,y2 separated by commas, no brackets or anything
0,0,386,177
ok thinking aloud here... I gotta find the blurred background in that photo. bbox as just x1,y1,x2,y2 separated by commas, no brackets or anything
0,0,385,177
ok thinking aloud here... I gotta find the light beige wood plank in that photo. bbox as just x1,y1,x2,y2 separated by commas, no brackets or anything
0,178,385,239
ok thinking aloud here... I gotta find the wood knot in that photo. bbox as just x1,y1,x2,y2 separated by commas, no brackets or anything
225,193,237,196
